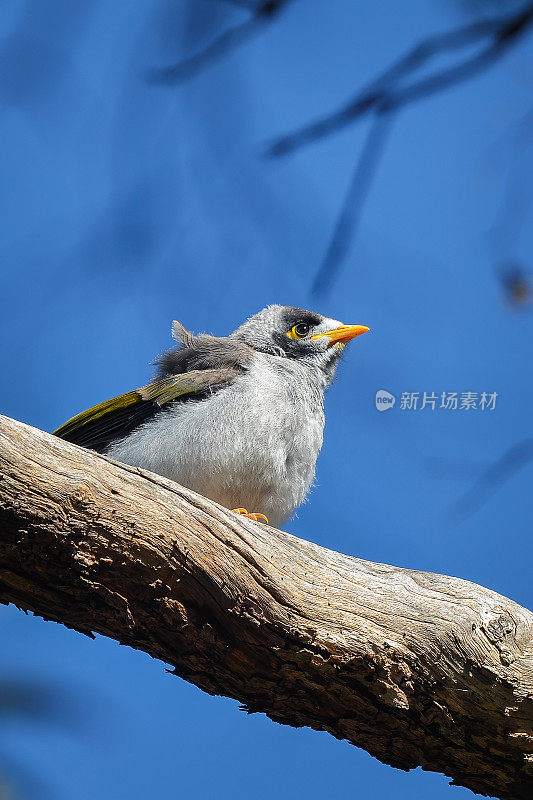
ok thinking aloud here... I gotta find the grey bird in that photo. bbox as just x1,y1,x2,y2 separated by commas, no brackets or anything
54,305,369,526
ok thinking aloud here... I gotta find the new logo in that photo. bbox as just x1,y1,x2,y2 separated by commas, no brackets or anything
375,390,396,411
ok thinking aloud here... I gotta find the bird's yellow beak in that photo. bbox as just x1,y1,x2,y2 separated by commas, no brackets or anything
311,324,370,348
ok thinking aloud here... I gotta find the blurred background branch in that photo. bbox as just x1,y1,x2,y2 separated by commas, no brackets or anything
147,0,291,85
0,677,82,800
488,107,533,305
145,0,533,298
448,437,533,518
266,2,533,295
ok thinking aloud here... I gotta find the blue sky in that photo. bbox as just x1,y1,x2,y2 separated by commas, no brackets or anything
1,1,532,798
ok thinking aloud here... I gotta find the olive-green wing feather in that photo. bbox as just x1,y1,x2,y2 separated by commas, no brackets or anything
54,368,239,453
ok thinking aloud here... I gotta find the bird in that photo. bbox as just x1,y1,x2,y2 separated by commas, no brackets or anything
54,305,369,527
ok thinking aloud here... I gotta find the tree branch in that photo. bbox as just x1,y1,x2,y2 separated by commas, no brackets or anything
1,414,532,799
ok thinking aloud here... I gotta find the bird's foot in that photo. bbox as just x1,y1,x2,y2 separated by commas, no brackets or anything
232,508,269,524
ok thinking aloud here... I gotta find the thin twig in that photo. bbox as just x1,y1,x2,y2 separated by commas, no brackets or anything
312,109,394,296
490,108,533,282
448,438,533,519
267,5,533,157
148,1,289,86
266,3,533,296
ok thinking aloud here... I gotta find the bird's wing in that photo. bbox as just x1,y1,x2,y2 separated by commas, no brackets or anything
53,367,240,453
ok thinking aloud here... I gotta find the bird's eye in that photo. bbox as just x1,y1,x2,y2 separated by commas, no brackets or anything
288,322,311,339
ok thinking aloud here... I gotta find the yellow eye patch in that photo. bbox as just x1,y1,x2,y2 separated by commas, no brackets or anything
287,322,312,339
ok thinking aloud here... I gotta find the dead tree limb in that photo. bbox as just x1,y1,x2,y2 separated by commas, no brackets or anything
0,414,532,799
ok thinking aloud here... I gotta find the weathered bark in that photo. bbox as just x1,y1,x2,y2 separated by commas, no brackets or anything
0,414,532,798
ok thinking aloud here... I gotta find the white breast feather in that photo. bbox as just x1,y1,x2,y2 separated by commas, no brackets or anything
107,353,326,527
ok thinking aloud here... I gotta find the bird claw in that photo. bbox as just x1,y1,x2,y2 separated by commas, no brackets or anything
232,508,269,524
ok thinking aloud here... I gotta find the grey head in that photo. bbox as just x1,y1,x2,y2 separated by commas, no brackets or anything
155,304,369,385
230,304,369,386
